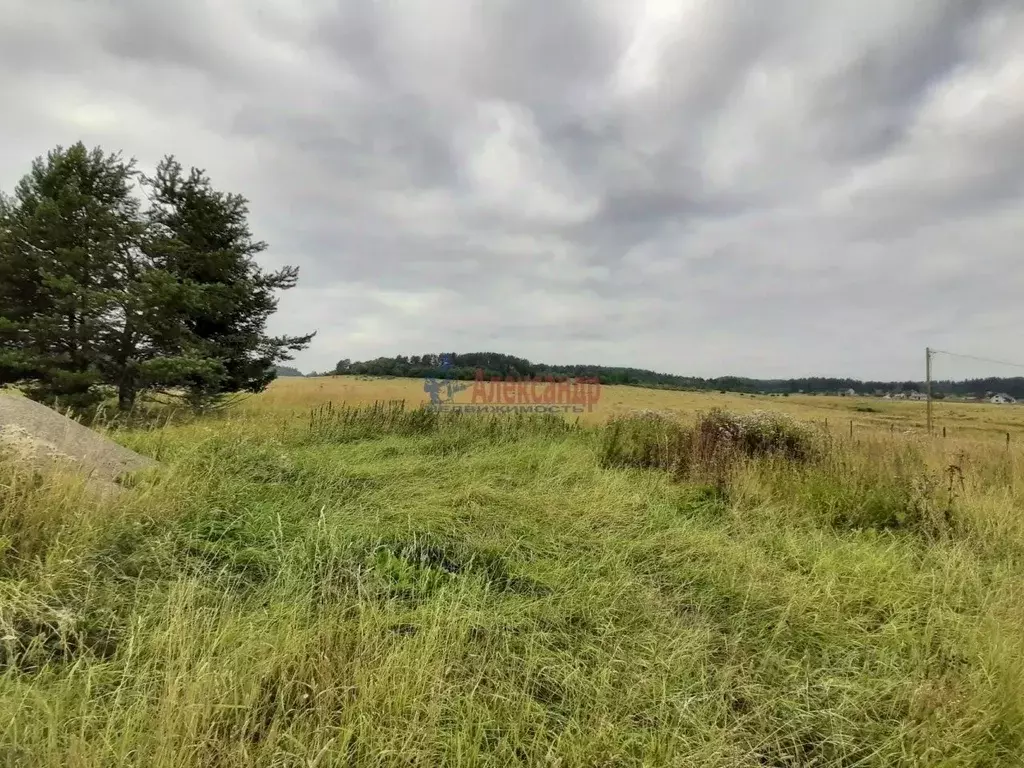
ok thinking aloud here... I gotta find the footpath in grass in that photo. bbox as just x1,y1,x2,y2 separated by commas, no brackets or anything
1,403,1023,766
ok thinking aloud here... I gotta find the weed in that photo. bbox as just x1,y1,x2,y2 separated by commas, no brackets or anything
1,598,120,674
362,534,549,602
601,408,817,485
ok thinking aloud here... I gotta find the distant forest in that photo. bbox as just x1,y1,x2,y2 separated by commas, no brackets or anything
325,352,1024,399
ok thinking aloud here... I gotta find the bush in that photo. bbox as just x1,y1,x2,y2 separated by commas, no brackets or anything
601,408,817,481
697,409,815,462
600,410,693,474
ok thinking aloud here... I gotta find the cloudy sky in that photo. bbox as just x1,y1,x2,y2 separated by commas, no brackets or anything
2,1,1022,380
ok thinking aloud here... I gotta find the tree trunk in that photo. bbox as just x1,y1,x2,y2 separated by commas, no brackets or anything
117,375,136,411
116,328,137,411
116,310,138,411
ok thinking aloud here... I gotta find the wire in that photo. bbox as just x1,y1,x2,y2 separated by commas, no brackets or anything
930,349,1024,372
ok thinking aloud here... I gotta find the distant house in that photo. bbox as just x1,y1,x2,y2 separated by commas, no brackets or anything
892,392,907,400
907,392,927,401
842,388,857,397
990,393,1017,404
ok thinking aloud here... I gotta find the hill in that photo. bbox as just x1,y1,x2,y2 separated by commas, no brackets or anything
333,352,1024,399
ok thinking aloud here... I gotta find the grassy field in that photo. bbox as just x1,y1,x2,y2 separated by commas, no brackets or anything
263,375,1024,442
2,378,1024,766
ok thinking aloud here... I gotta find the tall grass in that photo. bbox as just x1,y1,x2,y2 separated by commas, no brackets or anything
1,404,1023,765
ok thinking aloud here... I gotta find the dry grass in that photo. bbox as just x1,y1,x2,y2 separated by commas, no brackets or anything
2,385,1024,766
261,375,1024,442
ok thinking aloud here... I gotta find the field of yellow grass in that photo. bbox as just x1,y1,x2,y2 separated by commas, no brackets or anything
257,375,1024,442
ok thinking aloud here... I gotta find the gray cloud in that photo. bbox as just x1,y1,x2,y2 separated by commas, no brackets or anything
2,0,1023,380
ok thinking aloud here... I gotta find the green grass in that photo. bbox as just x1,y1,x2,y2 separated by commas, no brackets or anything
1,403,1023,766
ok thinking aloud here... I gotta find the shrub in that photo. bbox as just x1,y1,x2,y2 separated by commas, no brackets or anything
697,409,815,463
601,408,818,482
600,410,693,474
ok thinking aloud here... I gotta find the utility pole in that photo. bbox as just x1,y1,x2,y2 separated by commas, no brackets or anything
926,347,933,435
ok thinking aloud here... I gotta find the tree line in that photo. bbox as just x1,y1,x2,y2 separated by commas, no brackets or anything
331,352,1024,399
1,143,314,411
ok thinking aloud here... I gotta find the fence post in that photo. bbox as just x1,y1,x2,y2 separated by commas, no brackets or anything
849,419,854,438
942,426,946,438
1007,432,1011,448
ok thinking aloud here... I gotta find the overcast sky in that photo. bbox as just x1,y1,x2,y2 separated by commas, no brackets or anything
2,1,1022,380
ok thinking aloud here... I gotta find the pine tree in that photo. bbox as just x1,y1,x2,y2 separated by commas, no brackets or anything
141,157,314,409
1,144,314,412
0,143,140,409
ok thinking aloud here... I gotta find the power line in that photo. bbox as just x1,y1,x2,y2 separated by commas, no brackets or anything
930,349,1024,372
925,346,1024,437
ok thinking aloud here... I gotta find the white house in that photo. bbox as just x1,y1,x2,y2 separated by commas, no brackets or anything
990,393,1017,404
908,392,927,401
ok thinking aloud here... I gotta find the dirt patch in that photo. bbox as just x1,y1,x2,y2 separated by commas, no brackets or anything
0,394,157,489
